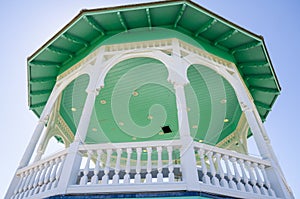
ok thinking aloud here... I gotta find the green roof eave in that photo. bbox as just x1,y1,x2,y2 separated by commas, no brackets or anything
27,0,281,122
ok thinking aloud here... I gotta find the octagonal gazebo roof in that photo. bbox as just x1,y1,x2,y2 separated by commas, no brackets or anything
28,0,280,122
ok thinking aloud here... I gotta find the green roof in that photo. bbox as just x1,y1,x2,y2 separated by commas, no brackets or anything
28,0,280,122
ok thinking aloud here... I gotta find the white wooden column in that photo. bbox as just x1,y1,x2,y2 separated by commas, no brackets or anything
174,83,199,190
232,71,294,199
19,120,47,168
56,88,99,194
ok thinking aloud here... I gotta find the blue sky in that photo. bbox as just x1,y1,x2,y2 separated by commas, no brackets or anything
0,0,299,198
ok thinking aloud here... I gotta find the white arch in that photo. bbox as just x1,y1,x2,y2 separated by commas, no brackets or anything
93,50,188,90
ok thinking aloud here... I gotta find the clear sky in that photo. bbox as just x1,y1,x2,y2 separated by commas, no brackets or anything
0,0,299,198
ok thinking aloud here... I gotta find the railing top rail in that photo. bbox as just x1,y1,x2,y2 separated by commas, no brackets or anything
78,140,182,151
194,142,271,166
17,149,68,174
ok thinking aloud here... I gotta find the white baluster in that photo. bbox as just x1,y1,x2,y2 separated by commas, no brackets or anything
259,164,276,197
207,151,220,186
167,146,174,182
124,148,132,184
46,157,59,190
237,159,253,193
245,161,260,194
198,149,210,184
30,165,43,195
215,153,228,188
12,172,25,199
112,148,122,184
51,155,65,189
35,163,47,194
230,157,245,192
17,171,27,198
22,169,34,197
223,155,237,190
157,146,163,183
80,150,92,185
26,167,39,197
253,163,268,195
134,148,142,183
102,149,112,184
41,160,54,192
91,150,103,184
146,147,152,183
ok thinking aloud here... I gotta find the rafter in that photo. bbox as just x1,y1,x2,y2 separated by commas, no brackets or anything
30,89,52,96
146,8,152,30
254,101,272,111
30,77,56,84
62,33,89,47
117,12,128,31
230,40,261,54
245,74,274,80
194,18,217,37
250,86,280,94
238,61,269,68
30,101,47,109
213,29,238,46
47,46,73,58
174,4,187,28
29,61,61,68
83,15,106,35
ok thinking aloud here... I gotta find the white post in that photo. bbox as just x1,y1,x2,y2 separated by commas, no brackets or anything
56,88,99,193
19,120,46,168
173,83,199,190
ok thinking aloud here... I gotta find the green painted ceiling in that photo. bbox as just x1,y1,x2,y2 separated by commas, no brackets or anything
59,57,241,145
28,0,280,123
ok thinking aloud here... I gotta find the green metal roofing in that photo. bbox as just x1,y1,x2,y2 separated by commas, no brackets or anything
28,0,280,122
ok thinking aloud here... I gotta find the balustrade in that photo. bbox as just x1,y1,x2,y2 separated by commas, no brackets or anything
10,140,281,199
11,150,67,199
77,140,182,185
194,142,276,198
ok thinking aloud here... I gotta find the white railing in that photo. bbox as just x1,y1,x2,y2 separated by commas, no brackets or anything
76,140,182,186
9,140,283,199
194,142,276,198
11,149,67,199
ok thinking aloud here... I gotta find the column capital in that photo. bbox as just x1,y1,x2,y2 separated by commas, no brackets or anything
85,88,100,95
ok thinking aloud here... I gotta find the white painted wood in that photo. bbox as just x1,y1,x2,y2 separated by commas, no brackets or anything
102,149,112,184
215,153,228,188
231,157,245,191
198,148,210,185
134,148,142,183
112,148,122,184
91,150,102,184
124,148,132,184
156,146,163,183
145,147,152,183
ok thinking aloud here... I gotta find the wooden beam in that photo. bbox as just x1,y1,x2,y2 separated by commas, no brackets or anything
30,102,47,109
194,18,217,37
230,40,261,54
254,101,272,111
30,61,61,68
174,4,187,28
213,29,238,46
30,89,52,96
62,33,89,47
238,61,269,68
84,15,106,35
245,74,274,80
30,77,56,83
117,12,128,31
146,8,152,30
47,46,73,58
250,86,280,94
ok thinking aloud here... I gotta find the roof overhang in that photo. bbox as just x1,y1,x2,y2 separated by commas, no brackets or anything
27,0,280,121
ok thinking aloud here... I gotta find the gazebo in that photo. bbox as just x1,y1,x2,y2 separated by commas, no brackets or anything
6,1,294,199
